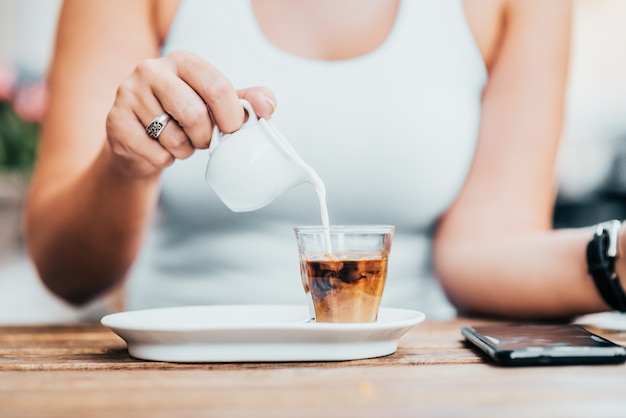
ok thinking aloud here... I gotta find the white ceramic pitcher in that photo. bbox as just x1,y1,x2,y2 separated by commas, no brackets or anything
205,99,322,212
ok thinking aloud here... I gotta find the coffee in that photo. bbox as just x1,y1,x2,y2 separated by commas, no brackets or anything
301,254,388,322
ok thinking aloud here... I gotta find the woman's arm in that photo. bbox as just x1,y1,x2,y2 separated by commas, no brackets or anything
25,0,274,305
433,0,612,319
26,0,163,305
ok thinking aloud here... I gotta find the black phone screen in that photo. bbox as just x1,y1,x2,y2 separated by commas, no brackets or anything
462,324,626,366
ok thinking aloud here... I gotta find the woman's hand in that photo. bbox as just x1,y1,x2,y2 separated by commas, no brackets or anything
105,49,276,178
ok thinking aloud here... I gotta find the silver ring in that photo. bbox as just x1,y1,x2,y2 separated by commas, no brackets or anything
146,113,171,140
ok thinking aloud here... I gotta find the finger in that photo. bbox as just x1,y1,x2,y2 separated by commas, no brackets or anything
135,85,195,159
147,115,195,159
136,56,214,150
106,105,174,174
170,51,245,134
127,120,176,171
238,87,277,120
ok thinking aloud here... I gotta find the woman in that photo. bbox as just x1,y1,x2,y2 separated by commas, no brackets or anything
25,0,625,319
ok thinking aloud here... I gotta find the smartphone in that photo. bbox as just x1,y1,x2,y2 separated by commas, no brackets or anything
461,323,626,366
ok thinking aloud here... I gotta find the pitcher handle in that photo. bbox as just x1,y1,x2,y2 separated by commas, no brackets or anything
208,99,258,155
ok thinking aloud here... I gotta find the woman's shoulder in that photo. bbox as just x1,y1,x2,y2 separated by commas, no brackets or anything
463,0,504,70
464,0,571,71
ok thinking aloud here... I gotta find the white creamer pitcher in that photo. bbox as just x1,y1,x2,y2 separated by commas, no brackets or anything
205,99,325,213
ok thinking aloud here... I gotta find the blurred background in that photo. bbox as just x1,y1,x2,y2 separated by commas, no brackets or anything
0,0,625,324
555,0,626,227
0,0,111,323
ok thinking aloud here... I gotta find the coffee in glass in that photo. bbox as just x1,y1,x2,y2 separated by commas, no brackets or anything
294,225,395,323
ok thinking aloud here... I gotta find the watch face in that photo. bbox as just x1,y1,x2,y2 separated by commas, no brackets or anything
598,220,621,258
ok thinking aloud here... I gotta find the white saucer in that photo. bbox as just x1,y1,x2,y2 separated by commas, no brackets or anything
101,304,425,363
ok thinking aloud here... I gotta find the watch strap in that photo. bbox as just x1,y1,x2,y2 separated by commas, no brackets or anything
586,224,626,312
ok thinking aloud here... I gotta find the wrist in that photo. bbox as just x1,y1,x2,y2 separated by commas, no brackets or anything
101,141,162,183
91,143,162,215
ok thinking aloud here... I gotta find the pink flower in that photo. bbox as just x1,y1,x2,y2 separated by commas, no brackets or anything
0,62,17,102
13,80,49,123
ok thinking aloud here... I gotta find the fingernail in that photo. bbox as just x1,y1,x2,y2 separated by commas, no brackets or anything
264,96,276,117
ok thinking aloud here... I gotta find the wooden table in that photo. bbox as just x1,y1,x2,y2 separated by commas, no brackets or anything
2,318,626,417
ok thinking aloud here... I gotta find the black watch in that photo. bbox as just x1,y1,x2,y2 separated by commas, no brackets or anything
586,220,626,312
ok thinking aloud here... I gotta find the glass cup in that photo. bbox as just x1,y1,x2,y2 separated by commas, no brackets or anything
294,225,395,323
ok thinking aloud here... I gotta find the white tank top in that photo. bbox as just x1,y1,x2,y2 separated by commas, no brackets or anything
127,0,486,319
